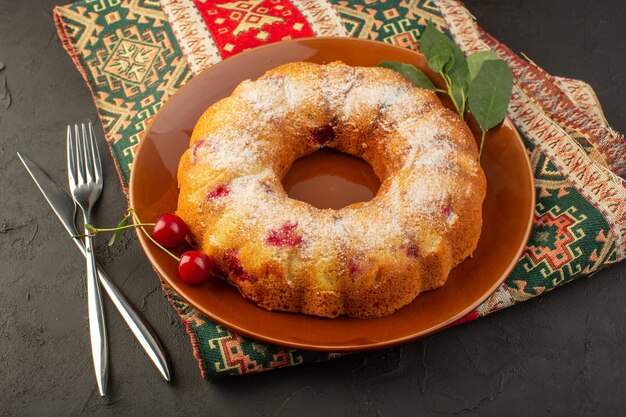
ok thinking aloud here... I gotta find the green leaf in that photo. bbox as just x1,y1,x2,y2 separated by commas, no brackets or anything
468,59,514,131
420,21,466,76
420,20,452,60
377,61,437,91
108,215,130,247
420,21,469,116
428,41,455,73
84,224,97,233
467,51,500,82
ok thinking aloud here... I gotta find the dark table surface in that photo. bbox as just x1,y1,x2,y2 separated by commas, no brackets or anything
2,0,625,415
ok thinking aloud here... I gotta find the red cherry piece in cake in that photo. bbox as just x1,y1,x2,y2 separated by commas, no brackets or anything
260,180,273,193
266,221,302,248
152,213,189,248
191,140,211,163
224,249,256,283
310,125,336,146
206,184,230,201
178,250,214,284
441,202,457,224
406,243,419,258
348,259,362,276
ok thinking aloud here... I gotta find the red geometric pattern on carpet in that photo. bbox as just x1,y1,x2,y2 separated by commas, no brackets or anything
193,0,314,58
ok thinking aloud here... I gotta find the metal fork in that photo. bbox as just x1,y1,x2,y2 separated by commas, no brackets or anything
67,123,108,397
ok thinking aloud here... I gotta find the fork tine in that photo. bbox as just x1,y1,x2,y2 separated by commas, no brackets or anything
88,123,103,184
75,124,86,185
67,125,77,187
81,124,96,184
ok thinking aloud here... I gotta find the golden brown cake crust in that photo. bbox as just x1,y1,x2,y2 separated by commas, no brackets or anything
176,61,487,318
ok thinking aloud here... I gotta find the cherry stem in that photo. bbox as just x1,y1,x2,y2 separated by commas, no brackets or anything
71,222,157,239
92,223,156,233
129,209,181,262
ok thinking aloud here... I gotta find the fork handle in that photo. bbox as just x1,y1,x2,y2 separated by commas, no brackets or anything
84,215,109,397
70,238,171,382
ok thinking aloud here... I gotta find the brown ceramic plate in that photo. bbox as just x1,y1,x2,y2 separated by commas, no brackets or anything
129,38,534,351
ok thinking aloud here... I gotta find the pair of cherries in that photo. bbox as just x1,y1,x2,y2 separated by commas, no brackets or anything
152,213,214,284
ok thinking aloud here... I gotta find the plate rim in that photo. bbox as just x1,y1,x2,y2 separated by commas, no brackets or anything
129,37,535,351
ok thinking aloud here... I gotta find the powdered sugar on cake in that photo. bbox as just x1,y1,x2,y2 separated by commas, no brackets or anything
195,63,469,256
194,129,263,170
179,62,486,318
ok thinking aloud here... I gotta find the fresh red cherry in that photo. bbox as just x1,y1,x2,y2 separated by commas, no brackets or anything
152,213,189,248
178,251,214,284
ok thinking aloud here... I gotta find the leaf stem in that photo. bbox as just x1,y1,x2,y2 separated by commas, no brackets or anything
441,72,452,90
478,130,486,159
459,88,467,115
129,209,180,262
441,72,463,117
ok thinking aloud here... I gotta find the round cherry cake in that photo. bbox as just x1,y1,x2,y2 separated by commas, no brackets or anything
176,61,486,318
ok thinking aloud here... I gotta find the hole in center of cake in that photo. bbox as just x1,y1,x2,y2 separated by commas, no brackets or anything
282,149,381,209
